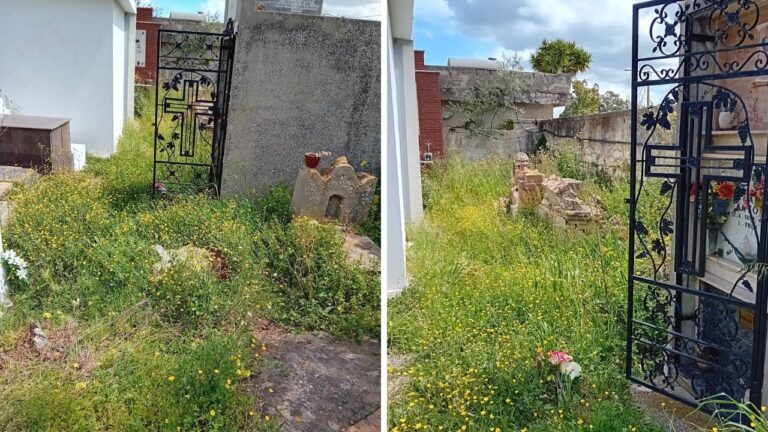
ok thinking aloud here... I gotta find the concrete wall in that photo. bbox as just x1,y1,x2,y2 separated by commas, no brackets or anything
538,109,678,176
0,0,135,156
428,65,572,106
221,10,380,195
430,65,569,161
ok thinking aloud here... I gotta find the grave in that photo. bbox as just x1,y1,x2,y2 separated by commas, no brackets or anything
510,152,601,231
0,115,74,171
291,156,377,225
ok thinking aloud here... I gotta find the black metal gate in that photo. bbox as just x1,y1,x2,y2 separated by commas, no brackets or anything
628,0,768,410
152,19,236,196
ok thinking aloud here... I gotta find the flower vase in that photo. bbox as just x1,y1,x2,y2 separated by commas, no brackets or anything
707,227,720,256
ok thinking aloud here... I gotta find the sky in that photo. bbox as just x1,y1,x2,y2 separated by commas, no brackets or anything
414,0,637,101
147,0,380,20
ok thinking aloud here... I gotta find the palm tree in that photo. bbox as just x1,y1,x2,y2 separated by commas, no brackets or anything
530,39,593,75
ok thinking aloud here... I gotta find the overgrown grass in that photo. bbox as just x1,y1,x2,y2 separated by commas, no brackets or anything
0,94,379,431
388,153,664,431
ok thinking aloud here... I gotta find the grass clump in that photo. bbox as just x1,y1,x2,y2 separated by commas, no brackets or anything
389,153,661,431
256,218,380,340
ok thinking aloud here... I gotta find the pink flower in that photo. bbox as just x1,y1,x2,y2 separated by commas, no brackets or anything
548,350,573,366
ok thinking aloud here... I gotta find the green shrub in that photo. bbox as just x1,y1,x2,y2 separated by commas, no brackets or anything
555,143,584,180
253,184,293,225
255,218,379,339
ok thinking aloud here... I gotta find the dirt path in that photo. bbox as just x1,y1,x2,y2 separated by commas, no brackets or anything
252,321,380,432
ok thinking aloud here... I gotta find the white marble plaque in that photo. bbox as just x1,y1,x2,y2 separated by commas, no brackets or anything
136,30,146,68
263,0,323,14
718,202,761,266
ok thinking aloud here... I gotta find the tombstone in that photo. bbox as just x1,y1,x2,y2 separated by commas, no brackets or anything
291,156,377,225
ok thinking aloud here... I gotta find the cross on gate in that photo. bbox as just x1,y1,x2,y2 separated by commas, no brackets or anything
163,78,215,158
643,100,752,275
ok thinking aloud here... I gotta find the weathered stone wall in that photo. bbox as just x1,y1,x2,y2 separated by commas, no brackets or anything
427,66,572,106
443,124,536,161
221,10,380,195
538,109,678,176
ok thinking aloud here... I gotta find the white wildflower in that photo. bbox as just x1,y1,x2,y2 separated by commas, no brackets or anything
559,361,582,380
15,268,27,281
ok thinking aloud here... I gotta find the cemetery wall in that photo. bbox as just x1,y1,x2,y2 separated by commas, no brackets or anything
538,109,678,176
221,10,380,195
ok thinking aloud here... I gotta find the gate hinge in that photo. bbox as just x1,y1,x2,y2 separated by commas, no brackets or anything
624,197,632,204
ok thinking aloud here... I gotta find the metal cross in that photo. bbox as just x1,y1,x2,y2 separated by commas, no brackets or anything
163,79,215,158
644,100,752,275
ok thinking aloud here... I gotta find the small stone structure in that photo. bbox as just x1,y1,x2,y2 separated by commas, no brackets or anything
510,153,601,231
291,156,377,225
511,153,545,207
537,177,601,232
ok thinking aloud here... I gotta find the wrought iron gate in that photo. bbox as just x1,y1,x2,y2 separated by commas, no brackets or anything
628,0,768,411
152,19,236,196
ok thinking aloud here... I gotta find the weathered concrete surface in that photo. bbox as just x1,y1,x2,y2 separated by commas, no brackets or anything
539,109,679,177
631,384,712,432
290,157,377,225
222,11,380,195
253,322,380,432
428,65,572,106
443,128,535,161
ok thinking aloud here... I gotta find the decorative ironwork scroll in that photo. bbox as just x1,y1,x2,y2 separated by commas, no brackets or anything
152,20,236,196
629,0,768,414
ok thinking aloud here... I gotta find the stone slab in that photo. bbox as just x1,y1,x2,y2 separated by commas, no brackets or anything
0,166,37,185
253,323,380,432
0,182,11,198
341,231,380,271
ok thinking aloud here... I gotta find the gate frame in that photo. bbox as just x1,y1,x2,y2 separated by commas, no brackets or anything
151,19,236,197
628,0,768,411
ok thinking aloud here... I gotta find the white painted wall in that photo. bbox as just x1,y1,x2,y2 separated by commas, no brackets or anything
0,0,136,156
386,0,421,296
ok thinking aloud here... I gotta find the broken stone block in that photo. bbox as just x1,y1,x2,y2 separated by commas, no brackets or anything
538,175,602,233
341,231,380,271
153,245,230,280
291,156,377,225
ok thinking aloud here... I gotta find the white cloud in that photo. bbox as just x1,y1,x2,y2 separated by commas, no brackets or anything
201,0,225,17
323,0,380,20
420,0,640,96
414,0,454,22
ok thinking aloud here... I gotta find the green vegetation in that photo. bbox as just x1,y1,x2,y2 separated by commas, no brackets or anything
388,152,666,431
530,39,593,75
0,94,379,431
561,79,601,118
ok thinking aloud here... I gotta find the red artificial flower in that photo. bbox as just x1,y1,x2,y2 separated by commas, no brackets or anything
717,182,735,200
548,350,573,366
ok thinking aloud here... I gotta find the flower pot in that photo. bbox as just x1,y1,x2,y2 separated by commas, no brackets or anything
718,111,739,130
304,153,321,169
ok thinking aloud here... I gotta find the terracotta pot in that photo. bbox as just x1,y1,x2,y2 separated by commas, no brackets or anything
304,153,321,169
